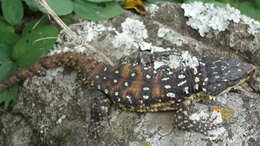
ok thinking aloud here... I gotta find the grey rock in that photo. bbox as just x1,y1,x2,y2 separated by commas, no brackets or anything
0,2,259,146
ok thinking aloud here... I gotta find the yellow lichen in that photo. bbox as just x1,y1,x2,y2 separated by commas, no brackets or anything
211,106,234,120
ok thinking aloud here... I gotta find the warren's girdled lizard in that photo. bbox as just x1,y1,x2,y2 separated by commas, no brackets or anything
0,52,256,135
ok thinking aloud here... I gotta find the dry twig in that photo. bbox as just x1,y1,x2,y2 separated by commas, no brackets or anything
38,0,114,66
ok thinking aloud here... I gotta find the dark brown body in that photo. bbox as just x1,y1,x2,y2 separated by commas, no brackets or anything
0,52,256,135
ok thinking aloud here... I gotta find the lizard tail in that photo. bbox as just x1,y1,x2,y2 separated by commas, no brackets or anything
0,52,103,92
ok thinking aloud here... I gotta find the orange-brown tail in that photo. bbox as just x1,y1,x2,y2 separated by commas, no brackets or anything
0,52,106,92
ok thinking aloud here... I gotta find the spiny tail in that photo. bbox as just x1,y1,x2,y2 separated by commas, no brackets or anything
0,52,104,92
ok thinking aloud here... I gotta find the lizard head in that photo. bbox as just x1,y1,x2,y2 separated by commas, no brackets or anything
200,56,256,96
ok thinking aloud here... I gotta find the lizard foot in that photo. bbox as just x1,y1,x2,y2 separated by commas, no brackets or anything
175,105,219,135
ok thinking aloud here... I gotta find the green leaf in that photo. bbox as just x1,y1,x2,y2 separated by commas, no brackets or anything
61,15,75,25
254,9,260,21
233,2,260,20
0,20,15,33
12,26,58,67
0,37,18,110
24,0,41,11
87,0,117,3
39,0,73,15
0,86,18,109
22,17,50,36
0,31,20,56
0,61,17,82
25,0,73,15
1,0,24,25
0,49,10,62
74,0,124,21
256,0,260,7
0,62,17,111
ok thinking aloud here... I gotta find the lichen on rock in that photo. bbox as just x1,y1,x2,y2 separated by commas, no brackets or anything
0,2,259,146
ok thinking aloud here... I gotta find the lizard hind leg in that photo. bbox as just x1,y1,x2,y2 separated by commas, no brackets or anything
88,95,112,138
175,104,219,135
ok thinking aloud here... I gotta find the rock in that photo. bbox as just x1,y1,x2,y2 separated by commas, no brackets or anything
0,2,259,146
0,113,33,146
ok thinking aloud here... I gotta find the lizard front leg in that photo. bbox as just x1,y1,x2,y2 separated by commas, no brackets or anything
175,104,219,135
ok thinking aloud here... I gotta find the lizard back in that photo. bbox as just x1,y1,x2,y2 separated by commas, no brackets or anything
91,62,202,112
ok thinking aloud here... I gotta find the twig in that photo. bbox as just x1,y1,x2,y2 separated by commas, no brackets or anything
33,37,57,44
38,0,114,66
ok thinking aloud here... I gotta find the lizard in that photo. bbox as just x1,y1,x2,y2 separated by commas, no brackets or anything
0,51,256,135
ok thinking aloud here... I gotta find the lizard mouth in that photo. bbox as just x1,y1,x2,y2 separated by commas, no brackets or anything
218,64,256,96
247,65,256,79
237,64,256,87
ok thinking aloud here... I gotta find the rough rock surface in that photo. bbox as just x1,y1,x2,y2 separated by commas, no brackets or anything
0,2,260,146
